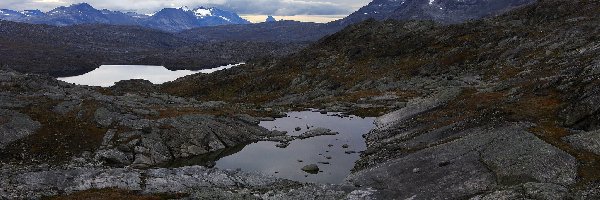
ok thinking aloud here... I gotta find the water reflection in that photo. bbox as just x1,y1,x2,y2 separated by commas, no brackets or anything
57,63,243,87
214,110,375,184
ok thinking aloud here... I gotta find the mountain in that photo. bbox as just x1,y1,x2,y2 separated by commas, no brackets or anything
0,9,25,21
143,7,200,32
0,3,250,32
33,3,113,26
192,7,251,26
266,15,277,22
144,7,250,32
21,10,46,18
162,1,600,198
335,0,536,26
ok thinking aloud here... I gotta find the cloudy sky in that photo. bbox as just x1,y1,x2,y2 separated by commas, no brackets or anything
0,0,371,22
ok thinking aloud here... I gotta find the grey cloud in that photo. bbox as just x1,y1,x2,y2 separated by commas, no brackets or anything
0,0,371,15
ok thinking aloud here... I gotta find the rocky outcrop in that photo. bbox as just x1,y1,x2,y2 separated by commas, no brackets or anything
96,114,277,168
0,109,41,149
297,127,339,139
346,123,577,199
0,165,346,199
0,70,284,169
563,130,600,156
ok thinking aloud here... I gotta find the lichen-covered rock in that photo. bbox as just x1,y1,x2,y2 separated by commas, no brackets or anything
0,109,41,149
563,130,600,155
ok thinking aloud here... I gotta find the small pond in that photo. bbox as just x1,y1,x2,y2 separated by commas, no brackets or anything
57,63,243,87
172,110,376,184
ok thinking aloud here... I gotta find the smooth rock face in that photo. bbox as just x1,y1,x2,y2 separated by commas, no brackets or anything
345,123,577,199
374,87,461,130
563,130,600,155
0,109,41,149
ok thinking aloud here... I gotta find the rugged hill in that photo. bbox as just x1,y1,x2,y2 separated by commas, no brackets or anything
0,20,305,76
0,3,250,32
335,0,535,26
162,0,600,198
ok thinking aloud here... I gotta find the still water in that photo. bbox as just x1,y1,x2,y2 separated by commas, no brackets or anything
172,110,375,184
57,63,243,87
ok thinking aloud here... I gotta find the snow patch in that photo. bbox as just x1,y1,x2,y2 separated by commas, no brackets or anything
194,8,212,17
219,16,231,22
179,6,191,12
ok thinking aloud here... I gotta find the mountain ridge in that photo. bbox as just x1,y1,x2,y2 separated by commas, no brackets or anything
0,3,250,32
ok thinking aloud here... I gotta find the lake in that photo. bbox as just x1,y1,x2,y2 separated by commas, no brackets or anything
170,110,376,184
57,63,243,87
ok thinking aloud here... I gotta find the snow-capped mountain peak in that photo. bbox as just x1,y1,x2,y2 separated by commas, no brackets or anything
0,3,250,32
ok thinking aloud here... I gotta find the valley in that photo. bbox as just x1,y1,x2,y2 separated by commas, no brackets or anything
2,0,599,199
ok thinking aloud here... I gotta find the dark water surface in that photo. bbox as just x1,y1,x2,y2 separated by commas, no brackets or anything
215,111,375,184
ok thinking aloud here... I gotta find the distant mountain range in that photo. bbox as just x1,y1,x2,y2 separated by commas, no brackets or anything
176,0,536,42
0,3,250,32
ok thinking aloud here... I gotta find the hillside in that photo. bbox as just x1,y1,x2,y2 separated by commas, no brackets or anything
335,0,535,26
0,20,305,76
178,20,342,42
162,1,600,198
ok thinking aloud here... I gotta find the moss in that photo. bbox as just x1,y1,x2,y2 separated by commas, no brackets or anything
0,98,107,165
44,188,187,200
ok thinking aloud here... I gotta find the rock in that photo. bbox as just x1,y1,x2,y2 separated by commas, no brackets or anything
345,123,577,199
295,127,302,131
93,107,119,127
298,127,339,139
563,130,600,155
301,164,320,173
0,109,41,149
374,88,461,130
275,142,289,148
95,149,132,166
342,144,349,148
0,165,345,199
110,79,155,94
345,151,357,154
471,182,569,200
235,114,260,125
200,101,227,108
52,100,82,115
